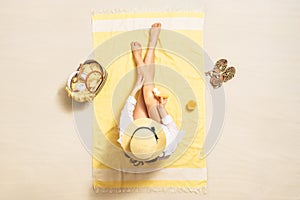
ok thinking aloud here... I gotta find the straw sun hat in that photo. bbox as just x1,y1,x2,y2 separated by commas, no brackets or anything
121,118,167,161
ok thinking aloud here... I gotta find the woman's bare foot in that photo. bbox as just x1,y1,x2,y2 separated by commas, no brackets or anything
149,23,161,48
131,41,143,66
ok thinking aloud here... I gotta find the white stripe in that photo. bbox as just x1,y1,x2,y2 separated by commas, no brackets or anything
93,168,207,181
92,18,204,32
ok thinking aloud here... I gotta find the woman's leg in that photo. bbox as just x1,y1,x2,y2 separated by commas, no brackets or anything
133,89,149,119
144,23,161,64
142,23,162,123
131,42,149,120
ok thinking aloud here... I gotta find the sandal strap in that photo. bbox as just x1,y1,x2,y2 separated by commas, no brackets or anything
214,59,228,73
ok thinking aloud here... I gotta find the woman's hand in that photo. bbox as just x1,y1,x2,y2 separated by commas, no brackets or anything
131,75,144,96
159,96,168,106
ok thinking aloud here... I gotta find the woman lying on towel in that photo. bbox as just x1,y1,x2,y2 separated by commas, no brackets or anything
117,23,184,163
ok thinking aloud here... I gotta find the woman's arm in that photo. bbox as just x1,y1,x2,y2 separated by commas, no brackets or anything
157,101,179,136
157,104,179,135
157,99,185,157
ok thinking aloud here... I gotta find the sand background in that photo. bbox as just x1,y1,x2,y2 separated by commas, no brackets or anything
0,0,299,199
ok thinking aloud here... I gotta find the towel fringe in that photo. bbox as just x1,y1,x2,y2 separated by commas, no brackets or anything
93,185,207,194
91,8,204,15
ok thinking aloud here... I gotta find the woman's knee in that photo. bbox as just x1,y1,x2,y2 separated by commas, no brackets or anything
143,91,157,107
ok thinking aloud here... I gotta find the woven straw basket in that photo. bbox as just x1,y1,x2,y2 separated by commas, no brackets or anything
65,60,107,102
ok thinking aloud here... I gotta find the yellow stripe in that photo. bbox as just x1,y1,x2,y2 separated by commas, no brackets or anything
93,158,206,170
92,12,204,20
92,30,203,49
94,179,207,188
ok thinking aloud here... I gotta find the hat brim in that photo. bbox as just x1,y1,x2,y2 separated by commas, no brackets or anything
121,118,166,161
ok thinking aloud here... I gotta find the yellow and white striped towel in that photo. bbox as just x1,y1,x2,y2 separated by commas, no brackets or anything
91,11,206,193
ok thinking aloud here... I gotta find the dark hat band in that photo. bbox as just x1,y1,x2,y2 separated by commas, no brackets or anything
131,126,159,142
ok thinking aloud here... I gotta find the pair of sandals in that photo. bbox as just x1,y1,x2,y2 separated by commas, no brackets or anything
205,59,236,89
